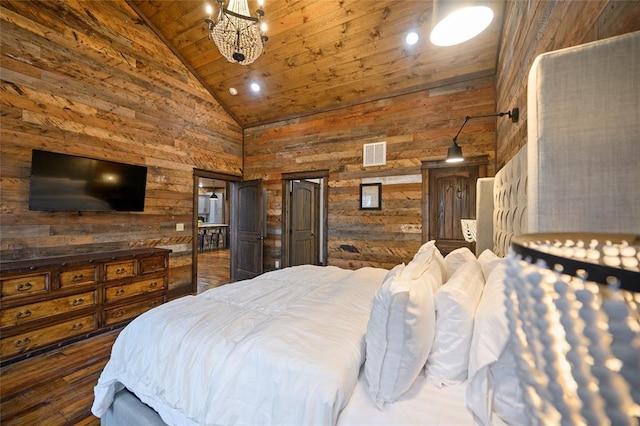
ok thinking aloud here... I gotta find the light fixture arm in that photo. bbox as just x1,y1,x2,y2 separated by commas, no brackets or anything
446,107,519,163
452,108,519,143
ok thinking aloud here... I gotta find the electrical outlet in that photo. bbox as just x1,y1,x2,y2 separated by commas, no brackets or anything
275,260,280,269
176,223,184,231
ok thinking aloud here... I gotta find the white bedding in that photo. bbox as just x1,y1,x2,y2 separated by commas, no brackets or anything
339,371,475,426
92,265,388,426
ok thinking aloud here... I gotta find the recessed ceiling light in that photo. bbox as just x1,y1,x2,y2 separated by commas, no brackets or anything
229,87,238,96
250,82,261,92
405,31,419,45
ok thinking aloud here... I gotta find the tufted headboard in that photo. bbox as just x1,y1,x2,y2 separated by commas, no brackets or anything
476,31,640,257
491,146,528,257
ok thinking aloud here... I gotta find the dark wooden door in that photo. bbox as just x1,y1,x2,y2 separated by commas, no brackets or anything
231,179,264,280
423,156,487,255
290,180,320,266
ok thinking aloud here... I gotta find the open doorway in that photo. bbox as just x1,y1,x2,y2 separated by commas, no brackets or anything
281,170,329,268
193,169,240,293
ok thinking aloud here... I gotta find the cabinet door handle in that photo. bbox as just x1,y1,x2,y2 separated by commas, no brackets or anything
14,337,31,348
17,282,32,292
72,298,84,306
115,289,125,296
16,310,32,319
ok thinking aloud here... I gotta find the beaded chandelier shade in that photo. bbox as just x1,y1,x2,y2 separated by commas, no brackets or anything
505,233,640,425
205,0,267,65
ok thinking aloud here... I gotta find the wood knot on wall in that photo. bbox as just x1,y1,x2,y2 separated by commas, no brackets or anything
339,244,360,253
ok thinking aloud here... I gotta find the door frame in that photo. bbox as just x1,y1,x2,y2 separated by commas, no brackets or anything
281,170,329,268
192,169,241,294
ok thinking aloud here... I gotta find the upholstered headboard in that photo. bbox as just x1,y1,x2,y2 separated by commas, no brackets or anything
476,31,640,256
528,31,640,234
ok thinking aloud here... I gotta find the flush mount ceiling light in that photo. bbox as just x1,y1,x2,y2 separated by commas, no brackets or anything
405,31,419,45
446,108,519,163
430,1,494,47
205,0,268,65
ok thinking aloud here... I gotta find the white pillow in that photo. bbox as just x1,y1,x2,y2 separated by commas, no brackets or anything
426,259,485,387
401,247,433,280
433,248,446,281
423,257,443,293
364,270,436,408
477,249,503,280
383,263,405,283
466,262,527,426
443,247,476,279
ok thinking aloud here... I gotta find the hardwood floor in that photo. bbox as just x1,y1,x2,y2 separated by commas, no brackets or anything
0,250,230,425
198,248,232,292
0,330,117,425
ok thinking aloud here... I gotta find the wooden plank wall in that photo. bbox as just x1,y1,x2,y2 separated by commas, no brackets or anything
495,0,640,168
0,0,243,296
244,76,498,270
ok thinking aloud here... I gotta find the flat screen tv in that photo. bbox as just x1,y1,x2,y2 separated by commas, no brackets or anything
29,150,147,212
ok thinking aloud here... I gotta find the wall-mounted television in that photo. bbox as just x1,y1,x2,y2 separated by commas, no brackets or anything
29,150,148,212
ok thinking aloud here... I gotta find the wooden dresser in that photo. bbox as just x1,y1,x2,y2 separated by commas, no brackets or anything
0,248,170,365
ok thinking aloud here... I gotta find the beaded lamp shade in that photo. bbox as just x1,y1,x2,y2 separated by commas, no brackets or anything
504,233,640,425
205,0,267,65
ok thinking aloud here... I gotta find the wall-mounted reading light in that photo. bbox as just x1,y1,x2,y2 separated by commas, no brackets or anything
446,107,519,163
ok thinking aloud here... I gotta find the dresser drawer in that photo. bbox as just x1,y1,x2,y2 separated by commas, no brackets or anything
104,277,164,303
103,296,164,326
1,313,98,360
59,266,99,288
104,260,136,281
1,273,50,299
0,290,97,329
139,255,167,275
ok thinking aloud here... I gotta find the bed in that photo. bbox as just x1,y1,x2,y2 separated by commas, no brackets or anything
92,31,640,425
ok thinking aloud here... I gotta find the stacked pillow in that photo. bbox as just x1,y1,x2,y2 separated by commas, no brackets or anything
426,257,485,386
363,241,441,408
466,260,528,426
363,242,526,424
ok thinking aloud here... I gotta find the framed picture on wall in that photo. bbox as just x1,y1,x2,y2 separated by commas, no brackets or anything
360,183,381,210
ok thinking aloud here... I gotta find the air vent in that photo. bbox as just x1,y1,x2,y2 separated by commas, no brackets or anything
363,142,386,167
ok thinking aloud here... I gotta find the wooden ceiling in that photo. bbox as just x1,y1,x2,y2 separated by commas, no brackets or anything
129,0,505,128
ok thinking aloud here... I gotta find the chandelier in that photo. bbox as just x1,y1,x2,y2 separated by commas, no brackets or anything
205,0,268,65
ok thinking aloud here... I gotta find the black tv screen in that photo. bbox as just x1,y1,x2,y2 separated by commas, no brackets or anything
29,150,147,212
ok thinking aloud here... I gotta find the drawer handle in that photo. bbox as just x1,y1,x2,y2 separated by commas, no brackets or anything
149,281,158,289
72,298,84,306
115,268,127,275
113,310,125,318
14,337,31,348
71,323,84,330
115,289,125,296
16,310,32,319
149,301,159,308
17,282,32,292
72,274,85,282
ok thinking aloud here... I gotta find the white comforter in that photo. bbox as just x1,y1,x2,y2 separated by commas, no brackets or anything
92,265,388,425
